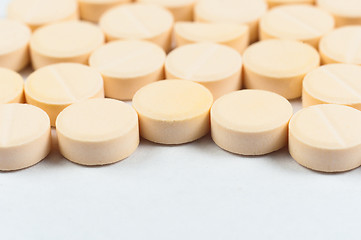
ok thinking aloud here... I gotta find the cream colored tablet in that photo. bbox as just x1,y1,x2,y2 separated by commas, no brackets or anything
25,63,104,126
7,0,78,30
260,5,334,48
165,43,242,100
317,0,361,27
0,103,51,171
267,0,314,8
132,79,213,144
174,22,250,53
30,21,105,70
243,39,320,99
56,98,139,166
89,40,166,100
319,26,361,65
289,104,361,172
0,68,24,104
99,3,174,52
211,90,293,155
194,0,268,43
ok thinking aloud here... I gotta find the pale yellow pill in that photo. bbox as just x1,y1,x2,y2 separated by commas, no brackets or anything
243,39,320,99
56,98,139,166
289,104,361,172
7,0,78,30
0,103,51,171
132,79,213,144
99,3,174,52
165,42,242,100
317,0,361,27
211,90,293,155
24,63,104,126
30,21,105,70
194,0,268,43
89,40,166,100
267,0,315,8
174,21,250,53
0,68,24,104
260,4,334,48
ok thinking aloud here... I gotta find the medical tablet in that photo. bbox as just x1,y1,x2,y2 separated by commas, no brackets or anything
267,0,314,8
317,0,361,27
0,68,24,104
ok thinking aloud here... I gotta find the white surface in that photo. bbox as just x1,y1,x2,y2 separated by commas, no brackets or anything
1,1,361,239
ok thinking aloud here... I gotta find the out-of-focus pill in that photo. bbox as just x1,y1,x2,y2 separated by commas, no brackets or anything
0,68,24,104
317,0,361,27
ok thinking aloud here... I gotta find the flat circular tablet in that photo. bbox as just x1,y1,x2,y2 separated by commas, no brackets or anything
194,0,268,43
289,104,361,172
89,40,166,100
0,103,51,171
30,21,105,69
132,79,213,144
267,0,315,8
317,0,361,27
24,63,104,126
165,42,242,100
211,90,293,155
7,0,78,30
260,4,334,48
56,98,139,166
0,68,24,104
99,3,174,52
243,39,320,99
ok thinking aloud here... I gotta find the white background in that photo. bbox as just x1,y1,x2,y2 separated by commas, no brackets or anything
1,1,361,239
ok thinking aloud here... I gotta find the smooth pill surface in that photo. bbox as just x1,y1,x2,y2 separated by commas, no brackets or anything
211,90,293,155
317,0,361,27
0,103,51,171
289,104,361,172
0,68,24,104
56,98,139,166
132,79,213,145
267,0,315,8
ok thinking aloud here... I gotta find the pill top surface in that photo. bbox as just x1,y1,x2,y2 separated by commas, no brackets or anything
138,0,195,7
0,19,31,55
0,68,23,104
317,0,361,18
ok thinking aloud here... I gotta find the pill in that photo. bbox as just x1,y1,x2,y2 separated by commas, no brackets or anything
24,63,104,126
174,21,250,53
0,68,24,104
243,39,320,99
7,0,78,31
132,79,213,144
289,104,361,172
267,0,315,8
317,0,361,27
0,103,51,171
194,0,268,43
165,42,242,100
56,98,139,166
30,21,105,70
259,4,334,48
211,90,293,155
89,40,166,100
319,26,361,65
99,3,174,52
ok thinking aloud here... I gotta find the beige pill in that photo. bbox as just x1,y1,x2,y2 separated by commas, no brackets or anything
174,22,250,53
260,4,334,48
289,104,361,172
317,0,361,27
30,21,105,70
211,90,293,155
24,63,104,126
267,0,315,8
56,98,139,166
89,40,166,100
0,103,51,171
132,79,213,144
0,68,24,104
243,39,320,99
99,3,174,52
165,42,242,100
7,0,78,30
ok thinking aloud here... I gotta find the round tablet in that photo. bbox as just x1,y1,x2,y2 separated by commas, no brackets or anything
7,0,78,30
289,104,361,172
267,0,315,8
194,0,268,43
89,40,166,100
24,63,104,126
317,0,361,27
132,79,213,144
0,103,51,171
56,98,139,166
243,39,320,99
99,3,174,52
174,22,250,53
30,21,105,70
0,68,24,104
319,26,361,65
259,4,334,48
165,42,242,100
211,90,293,155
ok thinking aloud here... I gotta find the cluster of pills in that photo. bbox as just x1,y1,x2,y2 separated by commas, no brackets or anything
1,0,361,173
